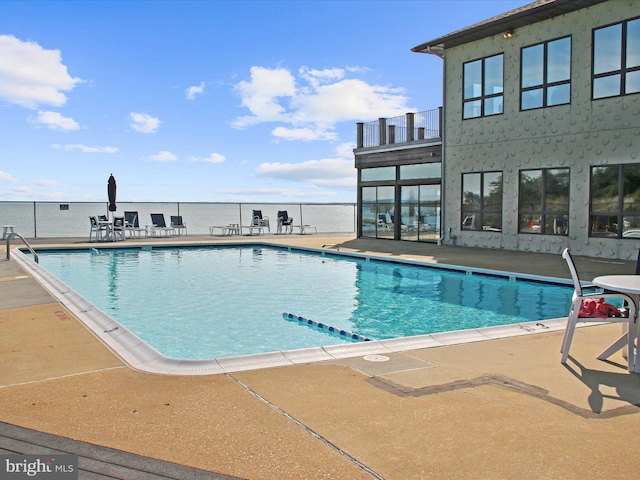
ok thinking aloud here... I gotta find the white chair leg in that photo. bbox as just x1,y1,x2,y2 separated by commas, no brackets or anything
561,311,579,364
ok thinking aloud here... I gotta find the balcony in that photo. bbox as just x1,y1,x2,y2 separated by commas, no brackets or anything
356,108,442,149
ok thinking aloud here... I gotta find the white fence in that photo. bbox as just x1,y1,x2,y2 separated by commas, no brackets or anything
0,201,357,238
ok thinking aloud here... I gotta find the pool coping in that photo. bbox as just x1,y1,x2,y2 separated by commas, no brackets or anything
12,244,572,375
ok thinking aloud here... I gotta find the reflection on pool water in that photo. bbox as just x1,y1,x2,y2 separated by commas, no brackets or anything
37,245,574,360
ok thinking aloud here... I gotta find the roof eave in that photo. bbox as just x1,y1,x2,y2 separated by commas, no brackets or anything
411,0,609,55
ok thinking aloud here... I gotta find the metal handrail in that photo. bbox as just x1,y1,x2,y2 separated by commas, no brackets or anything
5,232,39,263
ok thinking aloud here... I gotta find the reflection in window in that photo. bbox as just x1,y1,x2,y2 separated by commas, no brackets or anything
521,36,571,110
463,54,504,119
593,18,640,99
400,163,441,180
518,168,569,235
360,186,395,239
360,166,395,182
590,164,640,238
461,172,502,232
400,185,441,242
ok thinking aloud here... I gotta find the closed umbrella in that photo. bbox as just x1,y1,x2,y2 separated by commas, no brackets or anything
107,174,117,219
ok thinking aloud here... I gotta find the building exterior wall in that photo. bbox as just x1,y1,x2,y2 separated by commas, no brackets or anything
443,0,640,260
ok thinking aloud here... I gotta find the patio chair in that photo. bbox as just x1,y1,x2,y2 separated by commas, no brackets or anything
89,216,108,241
124,211,147,238
377,213,392,230
251,210,270,232
277,210,294,234
560,248,637,366
150,214,175,237
461,214,476,230
111,216,126,241
170,215,187,236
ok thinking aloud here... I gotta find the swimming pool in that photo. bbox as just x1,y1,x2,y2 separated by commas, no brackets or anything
28,244,574,368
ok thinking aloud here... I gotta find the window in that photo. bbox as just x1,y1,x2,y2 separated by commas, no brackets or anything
593,17,640,99
400,163,441,180
521,36,571,110
461,172,503,231
590,164,640,238
518,168,569,235
463,54,504,119
360,166,395,182
400,185,441,241
361,186,395,239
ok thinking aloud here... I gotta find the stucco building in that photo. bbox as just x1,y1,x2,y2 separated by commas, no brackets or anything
354,0,640,260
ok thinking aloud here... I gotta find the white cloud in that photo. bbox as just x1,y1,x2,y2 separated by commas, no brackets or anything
149,151,178,162
130,112,160,133
271,126,336,142
255,158,356,188
31,110,80,131
0,171,18,183
191,152,226,164
186,81,205,100
52,143,118,153
35,178,60,187
215,186,336,199
1,185,32,196
232,65,412,141
233,66,296,127
0,35,81,109
334,142,356,158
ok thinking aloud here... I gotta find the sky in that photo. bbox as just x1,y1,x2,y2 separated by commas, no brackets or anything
0,0,531,204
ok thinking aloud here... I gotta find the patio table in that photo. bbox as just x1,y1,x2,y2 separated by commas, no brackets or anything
592,275,640,373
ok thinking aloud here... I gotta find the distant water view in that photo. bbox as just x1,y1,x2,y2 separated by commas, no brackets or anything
0,201,356,238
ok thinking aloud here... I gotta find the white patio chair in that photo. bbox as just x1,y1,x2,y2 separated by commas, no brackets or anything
89,216,107,241
171,215,187,236
150,214,175,237
561,248,637,369
111,216,126,241
251,210,270,232
124,211,147,238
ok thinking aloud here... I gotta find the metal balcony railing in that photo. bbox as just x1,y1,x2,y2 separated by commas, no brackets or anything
356,107,441,148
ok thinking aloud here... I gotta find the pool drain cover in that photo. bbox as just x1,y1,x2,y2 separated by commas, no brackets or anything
363,354,390,362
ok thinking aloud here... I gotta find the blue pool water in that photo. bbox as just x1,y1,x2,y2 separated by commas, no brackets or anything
36,245,574,360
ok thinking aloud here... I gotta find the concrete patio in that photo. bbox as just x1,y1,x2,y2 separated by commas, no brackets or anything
1,234,639,479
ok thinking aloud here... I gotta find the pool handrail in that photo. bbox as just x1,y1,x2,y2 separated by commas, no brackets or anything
5,232,39,263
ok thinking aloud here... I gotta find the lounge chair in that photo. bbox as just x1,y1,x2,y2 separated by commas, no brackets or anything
462,214,476,230
89,216,108,241
171,215,187,236
251,210,270,232
560,248,637,367
277,210,294,234
124,211,147,238
377,213,392,230
150,214,175,237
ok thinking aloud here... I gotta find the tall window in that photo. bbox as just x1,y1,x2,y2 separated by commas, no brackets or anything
521,36,571,110
463,54,504,119
593,17,640,99
461,172,503,231
590,164,640,238
400,185,441,242
361,186,395,239
518,168,569,235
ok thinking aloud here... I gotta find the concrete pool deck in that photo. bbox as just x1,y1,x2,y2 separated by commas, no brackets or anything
1,234,640,479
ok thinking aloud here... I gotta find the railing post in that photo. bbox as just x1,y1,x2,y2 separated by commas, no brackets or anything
438,106,443,138
406,112,415,142
418,127,425,140
33,202,37,239
378,118,387,145
356,122,364,149
388,124,395,144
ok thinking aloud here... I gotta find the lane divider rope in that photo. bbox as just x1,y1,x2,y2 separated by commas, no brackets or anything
282,312,371,342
